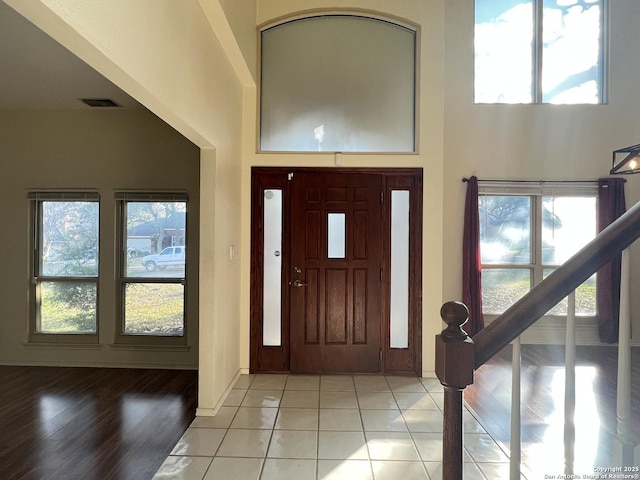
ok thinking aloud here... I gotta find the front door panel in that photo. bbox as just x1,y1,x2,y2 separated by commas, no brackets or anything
290,173,382,373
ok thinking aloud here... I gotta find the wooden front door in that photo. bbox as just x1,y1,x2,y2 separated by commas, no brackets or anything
250,168,422,376
289,173,383,373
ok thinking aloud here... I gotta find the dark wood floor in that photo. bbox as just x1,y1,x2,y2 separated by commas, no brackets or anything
0,366,197,480
465,344,640,477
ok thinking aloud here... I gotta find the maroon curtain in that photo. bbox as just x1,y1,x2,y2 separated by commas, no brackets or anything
462,176,484,336
597,177,626,343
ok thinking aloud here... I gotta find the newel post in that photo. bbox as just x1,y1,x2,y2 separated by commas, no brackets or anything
435,301,475,480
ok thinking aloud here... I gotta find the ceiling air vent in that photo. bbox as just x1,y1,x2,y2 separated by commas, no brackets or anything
80,98,121,108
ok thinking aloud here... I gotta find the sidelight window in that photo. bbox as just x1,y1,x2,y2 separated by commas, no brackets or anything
263,189,283,346
390,190,410,348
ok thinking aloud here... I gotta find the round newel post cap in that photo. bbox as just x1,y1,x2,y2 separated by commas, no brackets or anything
440,301,470,340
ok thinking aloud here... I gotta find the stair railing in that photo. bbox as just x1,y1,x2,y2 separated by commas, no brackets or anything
436,199,640,480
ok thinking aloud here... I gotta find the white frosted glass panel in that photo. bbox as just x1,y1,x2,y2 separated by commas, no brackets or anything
328,213,346,259
390,191,410,349
263,190,282,346
261,15,415,152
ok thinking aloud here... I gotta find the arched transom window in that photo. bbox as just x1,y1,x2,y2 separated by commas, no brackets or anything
260,15,417,153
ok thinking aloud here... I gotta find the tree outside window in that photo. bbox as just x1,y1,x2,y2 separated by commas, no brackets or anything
480,193,596,315
35,199,99,334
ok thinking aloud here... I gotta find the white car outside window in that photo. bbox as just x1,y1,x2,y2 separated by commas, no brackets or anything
142,247,186,271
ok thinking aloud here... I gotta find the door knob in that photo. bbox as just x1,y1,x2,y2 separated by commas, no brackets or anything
293,279,308,287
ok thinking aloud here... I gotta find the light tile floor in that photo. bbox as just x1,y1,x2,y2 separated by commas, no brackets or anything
153,374,513,480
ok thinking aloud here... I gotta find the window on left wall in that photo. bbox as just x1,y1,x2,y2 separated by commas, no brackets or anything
30,192,100,341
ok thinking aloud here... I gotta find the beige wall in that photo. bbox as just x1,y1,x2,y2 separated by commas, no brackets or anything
0,109,200,367
217,0,258,82
443,0,640,344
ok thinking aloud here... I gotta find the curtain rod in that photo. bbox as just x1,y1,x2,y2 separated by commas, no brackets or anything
461,177,599,184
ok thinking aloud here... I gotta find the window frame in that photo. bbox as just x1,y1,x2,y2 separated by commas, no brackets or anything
28,191,100,344
474,0,608,104
114,191,189,346
478,182,599,319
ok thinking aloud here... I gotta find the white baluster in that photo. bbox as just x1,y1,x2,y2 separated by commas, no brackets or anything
614,248,634,465
510,336,521,480
565,290,576,475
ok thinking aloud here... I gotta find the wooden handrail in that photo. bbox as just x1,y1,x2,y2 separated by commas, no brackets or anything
473,199,640,368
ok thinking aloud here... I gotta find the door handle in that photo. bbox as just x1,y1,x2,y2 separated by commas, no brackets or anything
293,279,308,288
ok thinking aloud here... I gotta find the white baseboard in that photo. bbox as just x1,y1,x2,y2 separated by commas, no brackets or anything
196,368,244,417
195,407,216,417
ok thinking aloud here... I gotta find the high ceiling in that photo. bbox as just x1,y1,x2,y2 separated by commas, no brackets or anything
0,2,141,110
